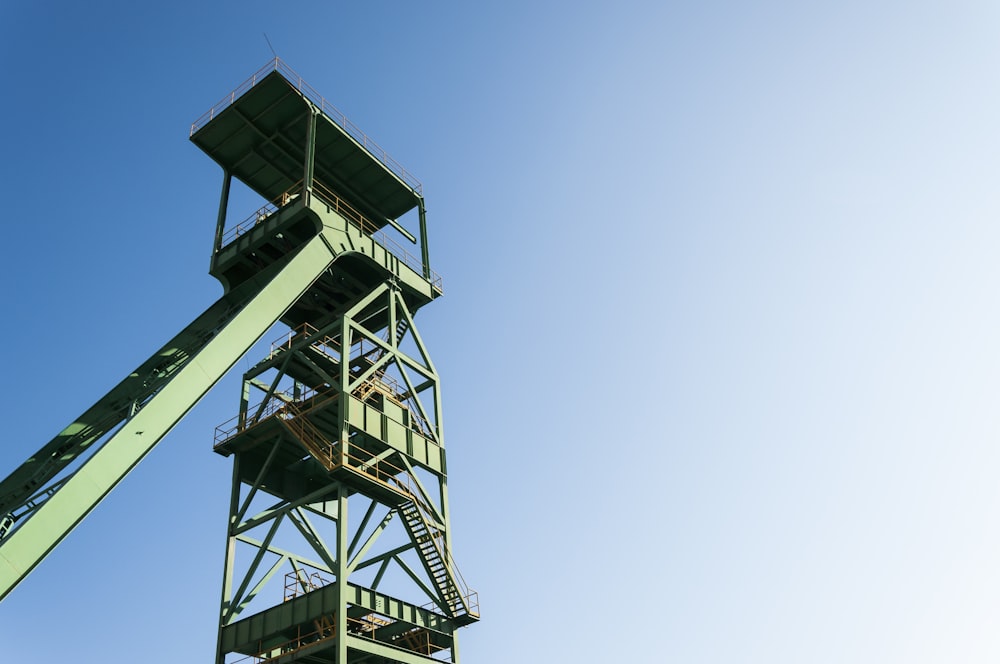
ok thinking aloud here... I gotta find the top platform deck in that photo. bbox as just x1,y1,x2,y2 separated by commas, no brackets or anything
191,59,422,227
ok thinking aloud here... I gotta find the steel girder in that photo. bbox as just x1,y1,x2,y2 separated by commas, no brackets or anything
0,231,346,601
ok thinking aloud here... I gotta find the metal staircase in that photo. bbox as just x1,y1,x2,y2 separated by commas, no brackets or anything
269,392,477,624
398,498,477,624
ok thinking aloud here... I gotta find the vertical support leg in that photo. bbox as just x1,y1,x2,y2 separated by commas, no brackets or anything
418,199,430,280
238,378,251,430
334,483,349,664
452,630,461,664
303,107,318,205
216,454,241,664
338,315,352,459
214,169,232,257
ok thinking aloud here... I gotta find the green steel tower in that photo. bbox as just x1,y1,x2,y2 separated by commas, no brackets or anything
0,60,478,664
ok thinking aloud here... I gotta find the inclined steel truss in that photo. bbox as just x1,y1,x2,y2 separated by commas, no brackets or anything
0,234,342,601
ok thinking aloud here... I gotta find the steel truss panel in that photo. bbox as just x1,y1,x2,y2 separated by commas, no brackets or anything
215,282,478,664
220,580,458,653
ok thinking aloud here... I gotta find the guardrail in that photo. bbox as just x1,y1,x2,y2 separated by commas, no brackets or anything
225,612,444,664
310,180,443,293
216,179,443,294
218,202,278,248
213,385,335,447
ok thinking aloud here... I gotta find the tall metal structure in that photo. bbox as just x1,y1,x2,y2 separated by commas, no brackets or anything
0,59,478,664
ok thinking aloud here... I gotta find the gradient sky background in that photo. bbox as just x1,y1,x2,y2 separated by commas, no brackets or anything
3,1,1000,662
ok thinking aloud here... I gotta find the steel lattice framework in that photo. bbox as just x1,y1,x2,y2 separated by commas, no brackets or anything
0,59,478,664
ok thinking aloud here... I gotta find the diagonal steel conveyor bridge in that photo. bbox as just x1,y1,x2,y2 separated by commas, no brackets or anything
0,230,343,601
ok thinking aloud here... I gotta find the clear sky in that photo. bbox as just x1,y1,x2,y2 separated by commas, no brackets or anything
3,1,1000,662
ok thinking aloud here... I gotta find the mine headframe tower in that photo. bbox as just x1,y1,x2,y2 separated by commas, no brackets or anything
197,60,481,664
0,59,478,664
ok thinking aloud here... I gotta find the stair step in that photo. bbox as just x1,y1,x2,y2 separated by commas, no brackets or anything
398,498,466,618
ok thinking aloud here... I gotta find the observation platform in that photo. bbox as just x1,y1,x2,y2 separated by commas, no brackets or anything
190,59,440,315
191,59,422,228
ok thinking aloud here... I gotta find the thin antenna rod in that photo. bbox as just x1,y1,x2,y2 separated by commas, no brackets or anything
264,33,278,59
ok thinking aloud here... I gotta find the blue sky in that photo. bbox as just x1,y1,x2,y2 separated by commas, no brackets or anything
3,1,1000,662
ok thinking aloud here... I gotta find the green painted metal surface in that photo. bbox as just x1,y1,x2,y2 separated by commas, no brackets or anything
211,273,478,663
213,195,442,300
190,60,422,229
0,231,341,601
203,62,477,664
0,58,476,664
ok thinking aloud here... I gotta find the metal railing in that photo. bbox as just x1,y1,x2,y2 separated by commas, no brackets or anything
284,569,331,601
216,179,443,294
311,181,443,293
212,372,426,451
218,202,278,248
269,321,401,369
190,58,422,195
267,322,341,361
213,385,337,447
225,611,443,664
215,322,433,445
406,493,479,619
